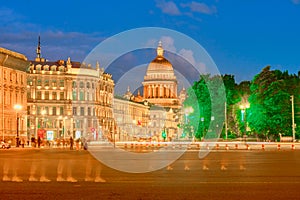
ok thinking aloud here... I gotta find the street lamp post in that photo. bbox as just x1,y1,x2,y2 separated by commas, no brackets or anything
291,95,296,142
201,117,204,139
184,107,194,139
14,104,22,147
240,103,250,140
225,102,228,140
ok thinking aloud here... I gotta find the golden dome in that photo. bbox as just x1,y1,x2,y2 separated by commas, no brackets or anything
147,41,174,72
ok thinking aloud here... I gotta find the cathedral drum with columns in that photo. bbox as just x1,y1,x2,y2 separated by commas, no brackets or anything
142,41,180,109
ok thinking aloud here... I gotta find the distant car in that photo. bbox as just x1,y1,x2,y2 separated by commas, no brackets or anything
1,141,11,149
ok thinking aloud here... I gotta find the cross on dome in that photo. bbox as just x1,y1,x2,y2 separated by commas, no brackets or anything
157,41,164,57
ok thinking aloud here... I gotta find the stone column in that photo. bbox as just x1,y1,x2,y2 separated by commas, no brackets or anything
166,85,170,98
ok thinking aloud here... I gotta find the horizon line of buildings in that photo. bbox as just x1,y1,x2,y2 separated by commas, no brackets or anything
0,39,187,145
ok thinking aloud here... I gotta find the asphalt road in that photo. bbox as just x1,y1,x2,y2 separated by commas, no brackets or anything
1,148,300,200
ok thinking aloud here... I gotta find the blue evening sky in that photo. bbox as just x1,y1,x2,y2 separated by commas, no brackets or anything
0,0,300,82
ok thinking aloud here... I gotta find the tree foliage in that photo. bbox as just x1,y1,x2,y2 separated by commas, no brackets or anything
248,66,300,140
182,67,299,141
183,74,226,140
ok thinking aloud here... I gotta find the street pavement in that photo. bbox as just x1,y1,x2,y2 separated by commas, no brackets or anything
1,145,300,199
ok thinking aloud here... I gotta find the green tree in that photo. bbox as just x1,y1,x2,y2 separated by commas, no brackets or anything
247,66,294,140
184,74,226,140
222,75,241,139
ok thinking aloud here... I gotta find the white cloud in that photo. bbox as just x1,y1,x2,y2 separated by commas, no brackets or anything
156,0,181,16
160,36,177,52
145,36,177,52
0,30,105,61
181,1,217,15
179,49,196,66
178,48,207,74
0,7,106,62
291,0,300,4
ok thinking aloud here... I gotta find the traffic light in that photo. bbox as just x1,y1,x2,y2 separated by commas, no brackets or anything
162,130,166,140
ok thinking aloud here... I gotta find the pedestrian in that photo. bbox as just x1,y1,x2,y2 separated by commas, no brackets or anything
75,138,80,150
83,139,88,150
31,136,36,147
37,136,41,148
21,138,25,148
70,136,74,150
62,139,65,148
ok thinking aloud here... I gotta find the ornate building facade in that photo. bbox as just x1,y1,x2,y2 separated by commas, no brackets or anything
113,95,149,141
0,48,29,144
114,42,186,141
27,40,114,141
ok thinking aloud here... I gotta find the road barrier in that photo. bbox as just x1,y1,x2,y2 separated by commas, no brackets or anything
206,144,210,150
107,141,300,151
292,144,295,150
246,144,250,150
225,144,229,150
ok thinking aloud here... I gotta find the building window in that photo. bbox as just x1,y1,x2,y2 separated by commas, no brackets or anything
59,66,64,72
45,91,49,100
72,91,77,100
37,79,42,86
73,107,77,115
52,80,57,87
88,119,92,127
88,107,91,116
36,66,41,73
86,82,90,88
60,107,64,115
59,80,64,87
27,91,31,99
80,107,84,116
76,120,80,128
60,92,64,100
72,81,77,88
79,91,84,101
27,79,33,86
27,106,30,115
92,83,94,89
37,107,41,115
37,91,41,99
80,81,84,88
52,107,57,115
44,80,49,87
52,92,57,100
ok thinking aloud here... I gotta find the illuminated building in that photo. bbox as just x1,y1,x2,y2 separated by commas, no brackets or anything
142,41,180,108
0,47,28,144
113,93,149,141
27,39,114,140
114,42,186,141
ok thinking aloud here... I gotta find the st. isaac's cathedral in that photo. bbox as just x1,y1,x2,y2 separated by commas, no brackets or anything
114,42,187,141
